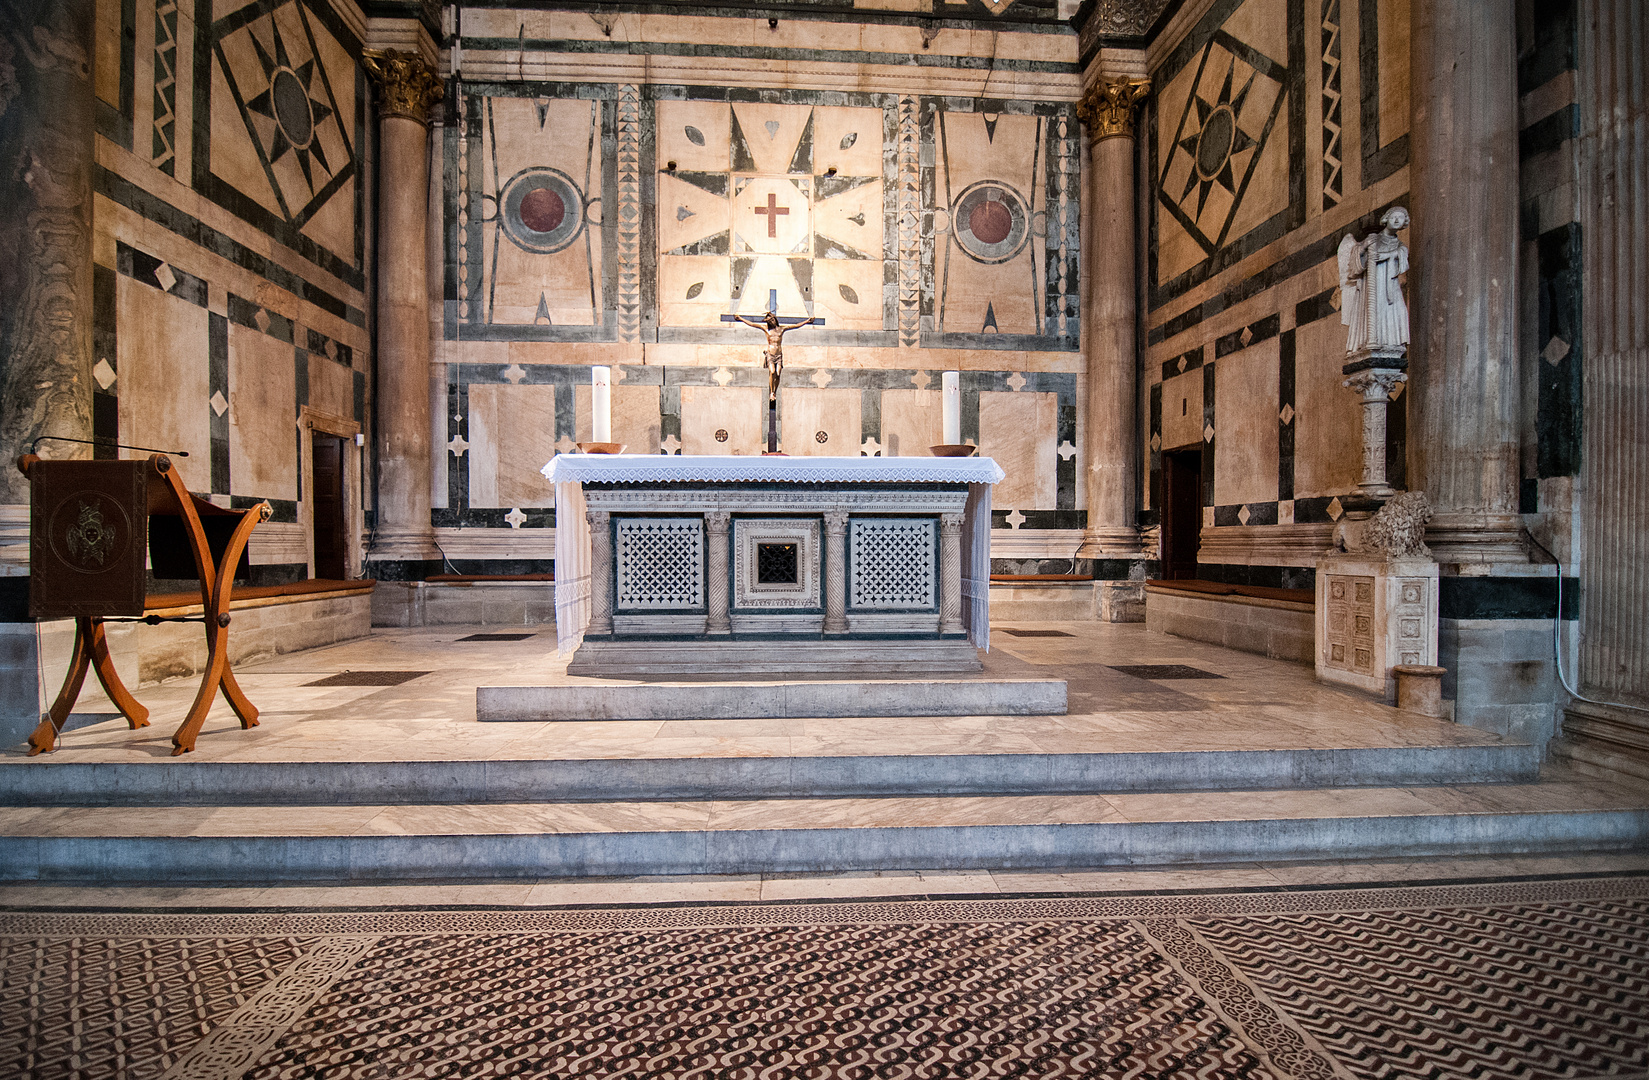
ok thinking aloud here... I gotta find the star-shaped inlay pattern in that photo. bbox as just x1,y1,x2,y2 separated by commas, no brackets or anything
244,17,334,193
1175,60,1259,219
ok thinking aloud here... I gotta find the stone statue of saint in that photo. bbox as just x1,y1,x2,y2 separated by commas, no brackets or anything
1338,206,1411,357
734,311,817,399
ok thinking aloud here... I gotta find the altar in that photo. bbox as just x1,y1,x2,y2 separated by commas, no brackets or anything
543,454,1003,675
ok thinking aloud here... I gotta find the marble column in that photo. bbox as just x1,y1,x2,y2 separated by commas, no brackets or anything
1076,77,1150,557
586,509,612,636
822,510,848,635
704,510,731,635
0,0,96,509
939,512,963,635
363,51,443,569
1407,1,1524,561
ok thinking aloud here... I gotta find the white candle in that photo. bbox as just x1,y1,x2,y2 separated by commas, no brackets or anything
942,371,961,445
591,366,611,444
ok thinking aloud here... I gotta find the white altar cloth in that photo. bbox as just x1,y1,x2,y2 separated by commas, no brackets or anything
544,454,1001,655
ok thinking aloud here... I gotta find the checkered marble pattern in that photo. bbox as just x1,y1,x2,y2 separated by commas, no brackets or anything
2,877,1645,1078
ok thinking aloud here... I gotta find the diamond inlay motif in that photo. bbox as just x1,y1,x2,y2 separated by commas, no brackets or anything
616,518,704,609
93,359,117,390
850,517,936,609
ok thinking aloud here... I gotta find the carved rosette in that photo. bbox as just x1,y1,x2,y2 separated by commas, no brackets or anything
822,509,848,635
1076,77,1151,143
704,510,731,634
939,512,963,635
363,50,443,125
586,509,613,635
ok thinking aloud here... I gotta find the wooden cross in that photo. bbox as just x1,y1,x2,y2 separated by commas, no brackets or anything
753,192,789,237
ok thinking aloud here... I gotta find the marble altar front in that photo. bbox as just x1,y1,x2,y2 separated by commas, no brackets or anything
544,456,1003,675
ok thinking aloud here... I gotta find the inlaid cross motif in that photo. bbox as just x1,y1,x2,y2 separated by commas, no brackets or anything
753,192,789,237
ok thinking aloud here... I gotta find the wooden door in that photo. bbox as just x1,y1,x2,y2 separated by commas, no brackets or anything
312,433,347,581
1161,448,1202,581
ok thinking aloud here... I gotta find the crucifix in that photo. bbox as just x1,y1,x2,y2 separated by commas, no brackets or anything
732,305,818,453
753,192,789,237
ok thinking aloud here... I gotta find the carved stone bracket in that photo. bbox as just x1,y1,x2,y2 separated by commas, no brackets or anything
363,49,443,124
1077,77,1151,143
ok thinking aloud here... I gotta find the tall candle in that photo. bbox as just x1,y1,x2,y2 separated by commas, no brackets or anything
942,371,961,445
591,366,611,443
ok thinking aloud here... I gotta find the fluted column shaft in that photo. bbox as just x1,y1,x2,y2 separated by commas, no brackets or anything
586,509,613,635
823,510,848,634
939,512,963,635
364,52,443,564
705,510,731,634
1408,0,1523,560
1077,78,1150,555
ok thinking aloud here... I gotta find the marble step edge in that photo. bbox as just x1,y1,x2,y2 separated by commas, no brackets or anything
476,679,1068,721
565,638,984,676
2,805,1645,881
0,743,1541,806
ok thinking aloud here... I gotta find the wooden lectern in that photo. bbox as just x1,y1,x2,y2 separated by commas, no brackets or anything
19,453,271,756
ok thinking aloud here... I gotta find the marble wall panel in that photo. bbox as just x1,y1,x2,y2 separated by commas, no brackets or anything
576,383,664,455
227,325,297,501
979,391,1057,510
1212,341,1280,507
1160,367,1205,451
680,385,767,456
307,351,354,430
1291,315,1364,499
469,384,558,509
880,389,945,458
116,276,212,492
778,388,863,457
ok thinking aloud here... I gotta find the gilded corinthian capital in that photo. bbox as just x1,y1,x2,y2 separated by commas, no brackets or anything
363,50,444,124
1076,77,1151,142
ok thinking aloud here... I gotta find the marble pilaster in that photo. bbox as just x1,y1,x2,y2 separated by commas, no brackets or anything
363,50,443,567
586,509,613,636
939,512,963,635
705,510,731,635
0,0,96,517
1408,0,1524,561
823,509,848,635
1076,76,1149,557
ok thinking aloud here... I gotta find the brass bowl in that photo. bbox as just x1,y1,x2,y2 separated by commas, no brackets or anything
929,444,977,457
576,442,626,454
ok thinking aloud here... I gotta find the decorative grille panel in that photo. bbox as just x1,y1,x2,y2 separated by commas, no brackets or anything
615,518,704,609
850,518,936,610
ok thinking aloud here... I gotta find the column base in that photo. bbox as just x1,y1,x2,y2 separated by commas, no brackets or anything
367,528,441,564
1076,526,1144,558
1424,512,1529,565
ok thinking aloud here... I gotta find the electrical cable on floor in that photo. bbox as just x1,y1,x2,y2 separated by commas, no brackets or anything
1520,529,1647,716
33,619,60,753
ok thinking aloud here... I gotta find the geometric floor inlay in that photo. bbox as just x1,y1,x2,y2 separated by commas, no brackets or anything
1109,664,1226,680
999,628,1075,637
455,633,536,642
3,877,1645,1079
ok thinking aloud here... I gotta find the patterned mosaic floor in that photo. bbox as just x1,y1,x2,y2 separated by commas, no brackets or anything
3,876,1647,1079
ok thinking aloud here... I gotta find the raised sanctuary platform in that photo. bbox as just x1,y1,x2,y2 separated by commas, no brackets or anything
545,454,1002,676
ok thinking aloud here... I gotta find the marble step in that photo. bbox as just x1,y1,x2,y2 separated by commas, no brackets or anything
476,677,1067,721
0,742,1540,807
2,782,1644,882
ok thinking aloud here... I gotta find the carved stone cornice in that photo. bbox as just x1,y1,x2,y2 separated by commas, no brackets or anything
362,49,443,124
1076,77,1151,142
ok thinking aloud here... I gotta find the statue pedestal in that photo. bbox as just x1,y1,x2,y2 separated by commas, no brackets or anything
1314,554,1439,703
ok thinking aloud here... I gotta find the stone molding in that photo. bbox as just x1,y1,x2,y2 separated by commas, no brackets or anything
363,49,443,124
583,488,968,515
1077,77,1150,142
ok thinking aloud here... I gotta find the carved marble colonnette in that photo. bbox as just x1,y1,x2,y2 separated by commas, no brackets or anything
822,509,848,635
704,510,731,634
362,50,443,569
1077,76,1150,557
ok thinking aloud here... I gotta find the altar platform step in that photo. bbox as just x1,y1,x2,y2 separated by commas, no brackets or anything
0,741,1540,807
2,780,1645,882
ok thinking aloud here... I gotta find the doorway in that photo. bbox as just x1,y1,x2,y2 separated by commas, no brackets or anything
311,432,347,581
1161,448,1203,581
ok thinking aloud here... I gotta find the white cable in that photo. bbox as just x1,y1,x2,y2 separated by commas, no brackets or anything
33,618,60,753
1524,530,1646,715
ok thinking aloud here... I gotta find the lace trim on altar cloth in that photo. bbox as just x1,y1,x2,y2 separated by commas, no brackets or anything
543,454,1005,486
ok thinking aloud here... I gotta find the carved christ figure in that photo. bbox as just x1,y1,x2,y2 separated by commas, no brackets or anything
1338,206,1411,355
734,311,817,399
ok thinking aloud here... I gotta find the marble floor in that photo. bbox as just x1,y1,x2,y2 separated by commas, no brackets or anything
6,621,1516,764
3,869,1647,1079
